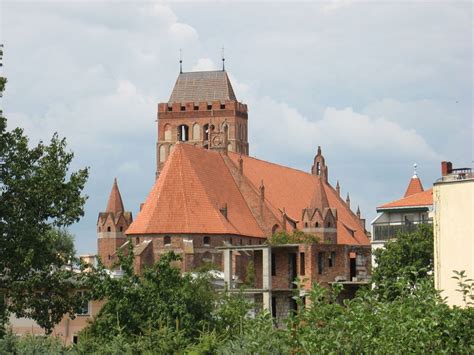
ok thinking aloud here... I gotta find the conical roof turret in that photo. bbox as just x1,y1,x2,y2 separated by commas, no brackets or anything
106,178,125,214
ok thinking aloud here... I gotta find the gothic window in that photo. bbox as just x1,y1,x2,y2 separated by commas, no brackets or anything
203,236,210,246
304,222,308,228
180,106,185,111
207,104,212,110
203,124,209,141
119,226,123,232
159,145,167,162
220,104,225,109
164,124,172,141
192,123,200,140
315,222,319,228
107,226,111,232
194,105,199,111
177,125,189,141
327,222,331,227
317,162,321,175
164,235,171,246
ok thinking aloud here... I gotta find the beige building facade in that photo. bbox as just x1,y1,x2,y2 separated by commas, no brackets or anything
434,161,473,307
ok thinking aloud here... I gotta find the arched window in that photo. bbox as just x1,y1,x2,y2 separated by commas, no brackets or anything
203,236,210,246
119,226,123,232
315,222,319,228
304,222,308,228
164,235,171,246
159,145,167,162
192,123,200,140
177,124,189,141
164,124,172,141
327,222,331,228
317,162,321,175
107,226,111,232
203,124,209,141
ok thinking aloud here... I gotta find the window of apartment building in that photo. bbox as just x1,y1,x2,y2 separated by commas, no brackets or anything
318,252,324,274
328,251,336,267
75,291,89,316
164,235,171,246
271,253,276,276
203,236,210,246
300,252,305,275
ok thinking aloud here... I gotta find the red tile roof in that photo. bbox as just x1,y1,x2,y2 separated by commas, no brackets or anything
378,188,433,210
127,144,369,246
106,178,125,214
404,176,424,197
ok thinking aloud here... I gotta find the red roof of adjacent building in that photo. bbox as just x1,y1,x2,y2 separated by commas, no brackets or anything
126,144,369,246
404,176,424,197
378,188,433,210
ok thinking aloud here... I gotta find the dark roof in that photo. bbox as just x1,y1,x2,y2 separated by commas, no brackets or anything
168,70,237,103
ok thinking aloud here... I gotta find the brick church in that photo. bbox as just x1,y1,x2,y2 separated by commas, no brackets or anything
97,68,371,283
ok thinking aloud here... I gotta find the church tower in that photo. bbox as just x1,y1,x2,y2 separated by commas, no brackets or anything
97,178,133,268
156,69,249,175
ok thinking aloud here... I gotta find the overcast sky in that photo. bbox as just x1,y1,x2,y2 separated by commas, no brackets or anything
1,1,472,254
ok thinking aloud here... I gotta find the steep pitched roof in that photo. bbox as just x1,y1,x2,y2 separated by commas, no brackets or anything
127,144,369,246
377,188,433,210
404,176,424,197
106,178,125,214
168,70,237,103
126,144,264,237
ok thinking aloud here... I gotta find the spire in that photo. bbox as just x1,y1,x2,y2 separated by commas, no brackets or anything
404,163,424,197
106,178,125,214
179,48,183,74
336,180,340,196
346,193,350,209
238,153,243,174
221,46,225,71
311,145,328,182
356,205,361,218
259,180,265,201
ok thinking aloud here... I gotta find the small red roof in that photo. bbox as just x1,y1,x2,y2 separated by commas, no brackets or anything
404,176,424,197
106,178,125,214
378,188,433,210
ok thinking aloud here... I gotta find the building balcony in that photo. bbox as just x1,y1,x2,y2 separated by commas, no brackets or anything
372,220,432,242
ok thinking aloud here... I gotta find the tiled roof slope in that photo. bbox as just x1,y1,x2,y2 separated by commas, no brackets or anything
168,71,237,103
127,144,369,245
404,176,424,197
126,144,264,237
378,188,433,210
228,153,369,245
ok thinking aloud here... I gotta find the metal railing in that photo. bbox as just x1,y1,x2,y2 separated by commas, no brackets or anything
372,220,432,242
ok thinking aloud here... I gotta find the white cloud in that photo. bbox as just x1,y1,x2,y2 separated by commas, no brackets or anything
192,58,217,71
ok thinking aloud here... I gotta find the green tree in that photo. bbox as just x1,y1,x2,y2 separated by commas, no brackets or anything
372,224,434,300
0,47,89,335
81,249,215,343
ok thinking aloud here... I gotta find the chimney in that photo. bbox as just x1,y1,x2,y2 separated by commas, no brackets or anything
441,161,452,176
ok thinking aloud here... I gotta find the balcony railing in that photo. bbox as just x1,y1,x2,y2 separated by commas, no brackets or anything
372,220,432,242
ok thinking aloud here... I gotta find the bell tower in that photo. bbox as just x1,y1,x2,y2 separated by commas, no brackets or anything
97,178,133,268
156,68,249,176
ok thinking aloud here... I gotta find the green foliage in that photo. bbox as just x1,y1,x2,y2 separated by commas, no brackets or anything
372,224,434,300
81,251,215,342
0,329,67,354
452,270,474,306
0,52,89,335
244,260,255,287
267,230,319,245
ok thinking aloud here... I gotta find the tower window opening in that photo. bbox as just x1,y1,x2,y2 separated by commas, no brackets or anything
177,124,189,141
207,104,212,110
107,226,111,232
194,105,199,111
167,106,172,112
327,222,331,228
203,124,209,141
317,162,321,175
180,106,185,111
304,222,308,228
315,222,319,228
220,104,225,109
119,226,123,232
